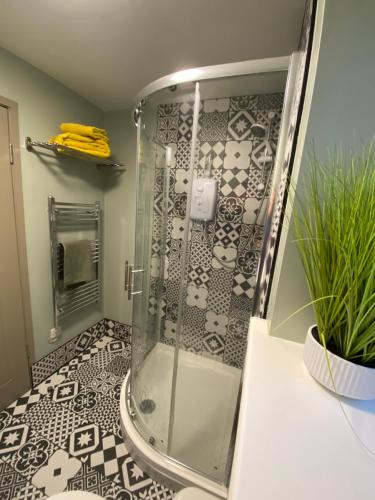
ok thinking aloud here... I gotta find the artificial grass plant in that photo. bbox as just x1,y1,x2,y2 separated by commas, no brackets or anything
293,145,375,365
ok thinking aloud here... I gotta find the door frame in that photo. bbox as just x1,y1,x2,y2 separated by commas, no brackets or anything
0,95,35,366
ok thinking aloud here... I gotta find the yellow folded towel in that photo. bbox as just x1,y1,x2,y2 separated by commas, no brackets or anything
50,134,110,151
60,123,109,142
65,140,109,153
53,132,95,144
49,134,111,159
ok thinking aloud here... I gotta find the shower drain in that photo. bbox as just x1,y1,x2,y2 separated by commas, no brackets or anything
140,399,156,414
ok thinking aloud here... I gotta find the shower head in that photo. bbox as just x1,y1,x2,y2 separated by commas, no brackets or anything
250,111,276,139
250,123,267,138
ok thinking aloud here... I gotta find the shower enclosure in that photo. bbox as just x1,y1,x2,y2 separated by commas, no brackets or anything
120,56,298,496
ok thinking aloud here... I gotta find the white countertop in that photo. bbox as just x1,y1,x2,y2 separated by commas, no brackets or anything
229,318,375,500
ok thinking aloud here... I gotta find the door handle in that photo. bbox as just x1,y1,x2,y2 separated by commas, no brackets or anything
124,261,129,291
131,269,144,297
127,265,133,300
125,264,144,300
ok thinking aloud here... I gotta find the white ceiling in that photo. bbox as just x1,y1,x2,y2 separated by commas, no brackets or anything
0,0,306,110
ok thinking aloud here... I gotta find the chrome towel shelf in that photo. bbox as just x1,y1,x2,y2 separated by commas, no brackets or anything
49,196,102,334
26,136,126,171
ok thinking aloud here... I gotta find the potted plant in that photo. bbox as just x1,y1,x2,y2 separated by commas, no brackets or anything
292,146,375,399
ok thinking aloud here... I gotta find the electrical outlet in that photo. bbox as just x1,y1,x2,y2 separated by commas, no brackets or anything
49,326,61,343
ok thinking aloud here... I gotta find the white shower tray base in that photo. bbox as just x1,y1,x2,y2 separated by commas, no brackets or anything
120,342,241,497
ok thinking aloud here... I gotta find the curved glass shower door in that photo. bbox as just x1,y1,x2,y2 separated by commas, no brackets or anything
130,84,196,453
169,72,287,482
130,98,171,452
128,67,289,486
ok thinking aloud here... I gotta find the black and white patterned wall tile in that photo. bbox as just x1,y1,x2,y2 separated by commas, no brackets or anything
255,0,315,317
0,333,174,499
156,103,179,144
31,319,132,387
150,93,284,368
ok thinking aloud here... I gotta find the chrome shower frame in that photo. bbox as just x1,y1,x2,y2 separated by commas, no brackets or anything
132,56,290,125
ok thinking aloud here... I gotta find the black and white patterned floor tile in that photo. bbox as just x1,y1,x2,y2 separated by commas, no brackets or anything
7,390,42,418
0,335,174,499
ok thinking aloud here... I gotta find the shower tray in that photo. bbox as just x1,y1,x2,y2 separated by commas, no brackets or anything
120,343,240,497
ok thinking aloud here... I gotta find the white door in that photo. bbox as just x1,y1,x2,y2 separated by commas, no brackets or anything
0,104,30,408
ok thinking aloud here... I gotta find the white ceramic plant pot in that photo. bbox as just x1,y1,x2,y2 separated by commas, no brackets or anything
304,325,375,400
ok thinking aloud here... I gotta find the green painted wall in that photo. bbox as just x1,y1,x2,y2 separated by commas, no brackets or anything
0,47,105,360
103,110,137,325
271,0,375,342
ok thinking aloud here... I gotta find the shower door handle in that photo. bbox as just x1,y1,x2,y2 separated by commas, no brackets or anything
130,268,144,298
125,263,144,300
125,261,135,300
127,265,133,300
124,261,129,291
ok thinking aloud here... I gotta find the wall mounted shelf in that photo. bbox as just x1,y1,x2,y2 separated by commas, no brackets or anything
25,136,126,171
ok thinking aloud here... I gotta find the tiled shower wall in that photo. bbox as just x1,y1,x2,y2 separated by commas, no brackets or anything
151,93,283,368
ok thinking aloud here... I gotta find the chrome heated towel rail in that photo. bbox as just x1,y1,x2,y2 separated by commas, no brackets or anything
48,196,101,333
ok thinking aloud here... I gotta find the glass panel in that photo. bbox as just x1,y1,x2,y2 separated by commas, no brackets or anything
169,71,288,483
130,83,196,453
130,98,170,452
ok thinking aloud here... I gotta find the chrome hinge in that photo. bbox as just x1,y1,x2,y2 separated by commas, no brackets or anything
133,108,140,127
9,143,14,165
